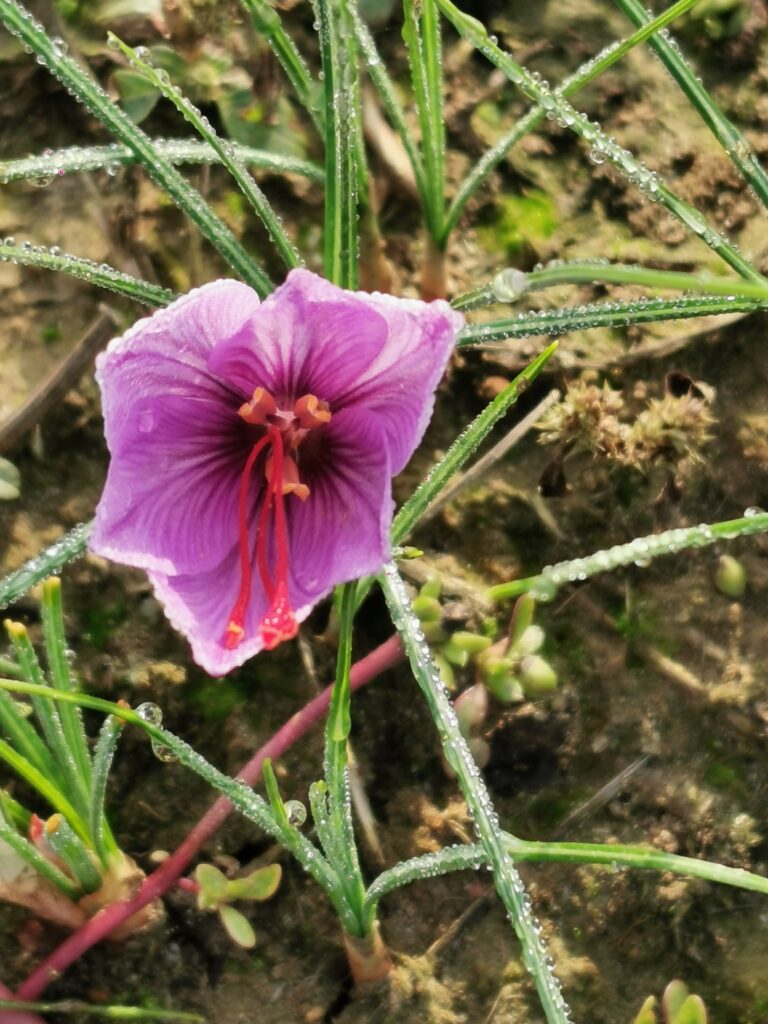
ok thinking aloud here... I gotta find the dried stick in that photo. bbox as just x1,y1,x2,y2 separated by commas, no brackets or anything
0,312,119,454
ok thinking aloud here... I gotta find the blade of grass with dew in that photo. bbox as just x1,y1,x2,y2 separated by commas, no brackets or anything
454,261,768,311
401,0,444,239
108,34,302,271
0,243,175,307
457,294,768,344
392,342,558,544
0,738,90,842
0,1000,203,1022
315,0,360,289
0,141,324,185
613,0,768,211
238,0,323,133
350,3,428,202
0,680,361,934
41,580,92,797
0,688,60,781
0,657,22,680
0,0,272,295
443,0,701,241
89,715,123,865
379,562,571,1024
6,622,91,817
0,523,92,611
488,510,768,602
323,582,368,933
435,0,765,284
363,836,768,912
0,799,81,899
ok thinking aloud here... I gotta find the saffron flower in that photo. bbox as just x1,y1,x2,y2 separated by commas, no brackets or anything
90,269,463,675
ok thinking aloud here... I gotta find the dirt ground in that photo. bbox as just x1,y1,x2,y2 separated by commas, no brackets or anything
2,0,768,1021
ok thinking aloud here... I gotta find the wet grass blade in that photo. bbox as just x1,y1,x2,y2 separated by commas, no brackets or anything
435,0,765,285
488,511,768,602
392,342,558,544
89,715,124,865
316,0,360,288
0,243,175,307
380,562,571,1024
0,796,81,899
613,0,768,212
457,294,768,343
108,35,303,271
239,0,323,133
0,140,324,184
41,580,92,794
0,737,90,843
0,523,92,610
444,0,702,240
0,0,272,296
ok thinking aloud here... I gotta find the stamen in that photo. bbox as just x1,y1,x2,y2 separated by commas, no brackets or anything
294,393,331,429
258,430,299,647
239,386,277,425
223,433,272,650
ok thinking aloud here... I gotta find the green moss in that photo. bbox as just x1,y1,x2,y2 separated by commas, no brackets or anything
479,189,558,258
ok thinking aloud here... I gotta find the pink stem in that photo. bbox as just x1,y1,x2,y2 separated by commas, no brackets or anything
0,984,43,1024
4,635,404,1011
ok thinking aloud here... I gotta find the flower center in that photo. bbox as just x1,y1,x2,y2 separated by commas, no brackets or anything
223,388,331,652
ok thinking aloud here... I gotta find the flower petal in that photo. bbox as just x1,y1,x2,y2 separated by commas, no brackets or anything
207,269,463,474
91,281,261,575
148,556,313,677
287,407,393,607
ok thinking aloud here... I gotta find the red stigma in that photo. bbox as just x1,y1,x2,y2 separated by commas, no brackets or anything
223,389,330,652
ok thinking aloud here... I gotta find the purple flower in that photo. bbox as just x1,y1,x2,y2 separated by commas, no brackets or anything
90,269,463,676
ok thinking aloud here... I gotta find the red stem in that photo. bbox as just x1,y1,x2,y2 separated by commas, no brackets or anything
1,634,404,1013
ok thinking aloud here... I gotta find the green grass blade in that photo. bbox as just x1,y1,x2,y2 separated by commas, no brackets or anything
0,999,203,1021
0,523,92,610
323,583,367,931
379,563,570,1024
40,580,92,792
435,0,765,284
108,35,303,271
0,737,90,842
89,715,123,864
0,140,323,185
5,622,91,818
0,680,359,934
0,243,175,306
458,294,767,344
488,511,768,602
316,0,360,288
350,5,428,201
0,688,59,780
401,0,444,238
444,0,702,239
392,343,558,544
455,261,768,311
239,0,323,133
0,796,81,899
613,0,768,212
0,0,272,295
365,836,768,910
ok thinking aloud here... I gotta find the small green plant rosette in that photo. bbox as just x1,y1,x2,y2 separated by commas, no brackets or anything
194,862,281,948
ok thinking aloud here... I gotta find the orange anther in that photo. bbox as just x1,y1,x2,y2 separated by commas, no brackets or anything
294,393,331,429
238,387,277,425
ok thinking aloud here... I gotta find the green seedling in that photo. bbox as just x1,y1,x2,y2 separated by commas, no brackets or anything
194,862,282,949
714,554,746,598
633,980,708,1024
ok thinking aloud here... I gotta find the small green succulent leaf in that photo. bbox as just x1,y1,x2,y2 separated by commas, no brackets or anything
0,458,21,502
669,996,707,1024
195,863,229,908
225,863,282,902
633,994,657,1024
662,982,690,1022
219,904,256,948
